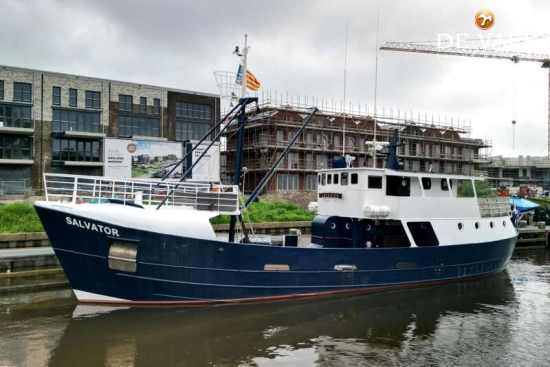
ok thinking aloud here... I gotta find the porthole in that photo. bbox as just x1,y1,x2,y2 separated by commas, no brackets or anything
365,224,372,231
420,223,427,229
503,220,507,227
458,223,463,230
330,222,336,229
475,222,480,230
490,221,494,229
345,223,351,229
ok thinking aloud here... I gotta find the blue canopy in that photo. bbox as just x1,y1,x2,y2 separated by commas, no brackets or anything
510,197,540,212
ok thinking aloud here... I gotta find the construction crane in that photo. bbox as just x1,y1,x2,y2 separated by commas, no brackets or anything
380,42,550,155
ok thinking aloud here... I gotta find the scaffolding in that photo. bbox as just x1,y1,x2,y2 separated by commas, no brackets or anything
221,99,492,193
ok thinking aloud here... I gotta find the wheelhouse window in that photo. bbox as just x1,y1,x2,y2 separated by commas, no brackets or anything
52,138,100,162
422,177,431,190
441,179,449,191
52,109,100,133
327,174,332,185
333,173,339,185
14,82,32,102
351,173,358,184
52,87,61,106
386,176,411,197
85,91,101,109
456,179,475,198
321,173,326,185
368,176,383,189
341,172,348,185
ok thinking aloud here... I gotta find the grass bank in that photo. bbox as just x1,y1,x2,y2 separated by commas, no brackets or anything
0,200,315,233
0,204,44,233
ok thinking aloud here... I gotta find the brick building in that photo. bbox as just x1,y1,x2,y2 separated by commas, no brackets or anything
222,103,492,194
0,65,219,195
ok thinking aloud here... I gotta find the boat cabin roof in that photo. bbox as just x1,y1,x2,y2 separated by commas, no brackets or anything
318,167,485,181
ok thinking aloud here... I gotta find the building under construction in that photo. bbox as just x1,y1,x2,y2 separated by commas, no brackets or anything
221,100,492,194
487,156,550,188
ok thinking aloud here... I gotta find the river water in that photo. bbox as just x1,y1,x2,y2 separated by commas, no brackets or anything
1,250,550,367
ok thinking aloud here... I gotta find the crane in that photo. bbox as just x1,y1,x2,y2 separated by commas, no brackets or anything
380,42,550,155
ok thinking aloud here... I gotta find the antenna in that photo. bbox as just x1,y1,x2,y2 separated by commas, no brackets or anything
372,0,380,168
343,21,349,157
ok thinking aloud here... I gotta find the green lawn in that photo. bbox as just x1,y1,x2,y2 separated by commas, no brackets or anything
0,203,44,233
0,200,315,233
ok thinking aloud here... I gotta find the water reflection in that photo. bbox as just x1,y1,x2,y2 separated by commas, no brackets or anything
46,272,516,367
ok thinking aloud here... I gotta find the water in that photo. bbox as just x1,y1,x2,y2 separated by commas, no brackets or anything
1,250,550,367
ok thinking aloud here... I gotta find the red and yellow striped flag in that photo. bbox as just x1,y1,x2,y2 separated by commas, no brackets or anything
236,65,261,91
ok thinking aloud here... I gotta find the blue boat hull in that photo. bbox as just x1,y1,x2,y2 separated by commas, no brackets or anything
35,205,517,305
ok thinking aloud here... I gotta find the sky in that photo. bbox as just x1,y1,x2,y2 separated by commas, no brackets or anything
2,0,550,157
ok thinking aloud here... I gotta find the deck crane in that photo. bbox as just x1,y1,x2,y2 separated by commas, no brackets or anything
380,42,550,155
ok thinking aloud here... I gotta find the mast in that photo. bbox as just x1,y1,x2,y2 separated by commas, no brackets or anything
229,34,249,243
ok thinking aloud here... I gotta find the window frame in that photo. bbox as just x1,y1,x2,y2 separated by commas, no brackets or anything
0,80,4,100
85,91,101,109
140,97,147,114
119,94,133,112
13,82,32,103
69,88,78,107
52,86,61,106
153,98,160,115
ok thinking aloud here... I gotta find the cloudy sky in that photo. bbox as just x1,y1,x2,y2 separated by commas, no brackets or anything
2,0,550,157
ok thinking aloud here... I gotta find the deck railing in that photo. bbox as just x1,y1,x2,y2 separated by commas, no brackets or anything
477,197,510,218
43,173,240,215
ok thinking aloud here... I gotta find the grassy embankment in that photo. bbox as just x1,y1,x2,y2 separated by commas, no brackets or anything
0,200,315,233
0,203,45,233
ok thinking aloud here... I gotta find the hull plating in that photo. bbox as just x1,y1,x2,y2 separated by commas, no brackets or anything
35,205,517,305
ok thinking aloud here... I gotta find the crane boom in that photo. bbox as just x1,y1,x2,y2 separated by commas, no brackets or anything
381,42,550,63
380,41,550,156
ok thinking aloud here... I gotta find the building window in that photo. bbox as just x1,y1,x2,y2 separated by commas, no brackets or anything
140,97,147,114
85,91,101,109
153,98,160,115
0,104,32,128
306,175,317,191
0,80,4,100
119,94,133,112
52,138,100,162
175,102,211,120
277,174,299,191
288,153,299,169
69,89,77,107
0,135,31,159
175,120,210,141
52,87,61,106
13,82,32,103
118,115,159,137
52,109,100,133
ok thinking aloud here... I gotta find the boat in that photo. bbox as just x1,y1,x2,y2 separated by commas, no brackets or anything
33,91,517,305
33,39,516,304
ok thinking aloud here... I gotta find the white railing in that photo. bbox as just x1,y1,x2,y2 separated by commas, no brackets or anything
477,197,510,218
43,173,240,215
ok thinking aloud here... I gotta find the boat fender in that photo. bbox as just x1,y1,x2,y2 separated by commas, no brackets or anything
308,202,318,213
